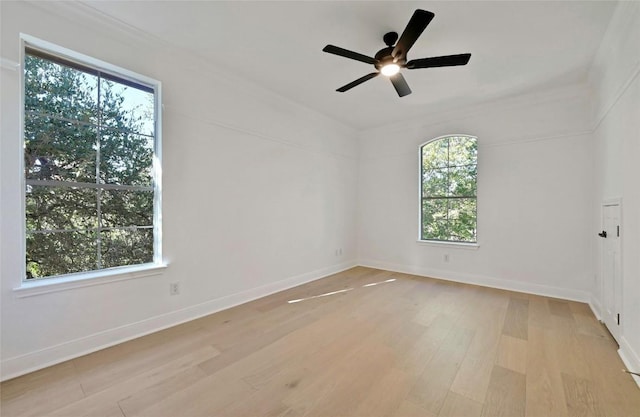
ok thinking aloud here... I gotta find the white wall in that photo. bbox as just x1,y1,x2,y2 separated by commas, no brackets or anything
589,1,640,384
357,84,594,301
0,1,358,379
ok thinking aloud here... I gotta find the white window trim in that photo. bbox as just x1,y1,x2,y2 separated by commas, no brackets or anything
416,239,480,250
14,264,167,298
17,34,164,290
418,134,478,244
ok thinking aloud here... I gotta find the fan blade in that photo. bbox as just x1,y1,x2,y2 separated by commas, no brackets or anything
323,45,377,65
392,9,435,61
390,73,411,97
336,72,380,92
406,53,471,69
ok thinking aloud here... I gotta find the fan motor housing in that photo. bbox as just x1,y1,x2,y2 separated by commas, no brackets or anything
374,46,405,70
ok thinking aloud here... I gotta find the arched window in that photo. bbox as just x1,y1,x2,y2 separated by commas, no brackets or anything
420,135,477,243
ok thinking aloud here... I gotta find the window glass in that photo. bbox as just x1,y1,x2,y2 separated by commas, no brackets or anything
420,136,477,243
24,46,159,280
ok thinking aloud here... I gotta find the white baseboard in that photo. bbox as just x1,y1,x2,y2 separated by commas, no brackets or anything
590,299,640,389
618,337,640,389
358,259,591,303
588,296,603,321
0,260,357,381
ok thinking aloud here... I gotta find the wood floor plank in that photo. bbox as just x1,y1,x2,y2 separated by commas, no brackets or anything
0,362,85,417
353,367,414,417
208,311,357,384
548,299,575,318
525,325,568,417
578,333,640,416
288,339,395,417
393,399,438,417
450,291,507,403
72,319,202,372
413,283,461,326
46,345,217,416
211,310,378,416
397,315,455,376
117,366,207,416
572,311,611,340
2,267,639,417
74,326,219,395
49,399,128,417
502,297,529,340
400,275,439,305
495,334,527,374
241,312,375,390
407,324,475,415
217,366,311,417
561,372,603,417
549,321,592,380
450,353,496,404
129,371,256,416
528,294,553,328
567,300,594,317
439,391,483,417
481,365,526,417
0,360,80,401
197,310,319,375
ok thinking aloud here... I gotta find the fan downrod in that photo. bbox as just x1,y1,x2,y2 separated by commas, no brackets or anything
383,32,398,47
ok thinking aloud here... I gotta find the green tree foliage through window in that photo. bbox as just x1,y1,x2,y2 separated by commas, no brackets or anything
420,135,477,242
24,47,157,279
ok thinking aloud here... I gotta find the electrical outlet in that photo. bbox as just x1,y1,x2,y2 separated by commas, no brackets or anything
169,282,180,296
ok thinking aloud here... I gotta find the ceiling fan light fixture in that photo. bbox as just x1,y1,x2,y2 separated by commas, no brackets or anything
381,63,400,76
322,9,471,97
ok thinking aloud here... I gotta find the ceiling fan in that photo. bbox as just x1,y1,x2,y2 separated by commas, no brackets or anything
322,9,471,97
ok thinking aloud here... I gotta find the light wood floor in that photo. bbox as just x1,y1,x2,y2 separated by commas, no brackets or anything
2,267,639,417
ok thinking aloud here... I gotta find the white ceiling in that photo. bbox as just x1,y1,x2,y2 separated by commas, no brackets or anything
82,1,616,131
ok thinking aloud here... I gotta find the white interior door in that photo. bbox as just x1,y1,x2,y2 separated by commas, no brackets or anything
601,202,622,343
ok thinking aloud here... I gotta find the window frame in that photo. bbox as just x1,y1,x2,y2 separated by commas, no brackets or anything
418,134,478,246
18,34,164,288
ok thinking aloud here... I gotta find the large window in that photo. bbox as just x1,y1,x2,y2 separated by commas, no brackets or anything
420,135,477,243
23,41,161,280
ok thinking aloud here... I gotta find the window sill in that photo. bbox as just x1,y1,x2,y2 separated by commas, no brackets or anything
13,263,167,298
416,240,480,250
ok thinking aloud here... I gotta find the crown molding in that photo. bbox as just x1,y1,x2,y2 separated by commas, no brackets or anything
592,59,640,132
359,82,591,137
26,1,162,48
588,1,640,130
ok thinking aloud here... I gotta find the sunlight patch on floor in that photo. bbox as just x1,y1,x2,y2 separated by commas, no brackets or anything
287,278,397,304
362,278,396,287
288,288,354,304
